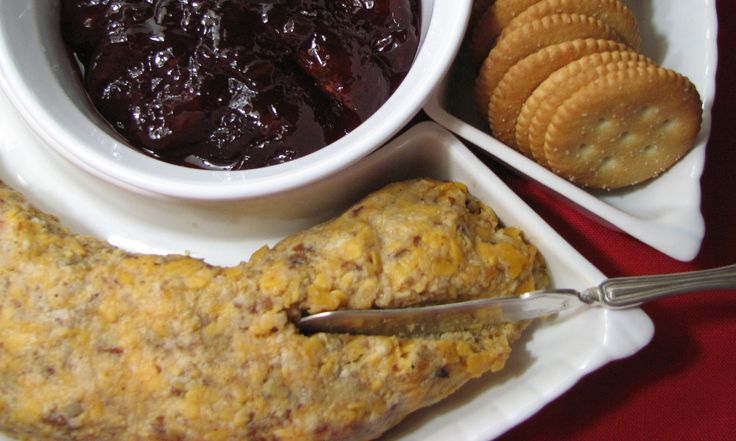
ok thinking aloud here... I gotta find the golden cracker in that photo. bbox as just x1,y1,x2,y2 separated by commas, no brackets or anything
519,50,653,165
470,0,541,65
474,13,619,121
501,0,641,50
543,65,702,189
489,38,628,153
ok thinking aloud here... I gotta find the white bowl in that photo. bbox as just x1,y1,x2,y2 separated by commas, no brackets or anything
425,0,717,261
0,0,471,200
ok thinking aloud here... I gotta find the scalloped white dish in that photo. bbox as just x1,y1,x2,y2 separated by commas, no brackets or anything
425,0,717,262
0,91,653,440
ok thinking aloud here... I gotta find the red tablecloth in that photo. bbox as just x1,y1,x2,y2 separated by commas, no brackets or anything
489,1,736,439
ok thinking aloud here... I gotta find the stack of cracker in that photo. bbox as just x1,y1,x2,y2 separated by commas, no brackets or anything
470,0,702,190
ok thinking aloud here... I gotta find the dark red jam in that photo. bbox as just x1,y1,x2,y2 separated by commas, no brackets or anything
61,0,420,170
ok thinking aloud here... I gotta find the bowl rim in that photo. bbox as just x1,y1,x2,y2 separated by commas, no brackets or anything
0,0,472,200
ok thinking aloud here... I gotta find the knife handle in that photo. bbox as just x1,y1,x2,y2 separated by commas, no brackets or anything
582,263,736,309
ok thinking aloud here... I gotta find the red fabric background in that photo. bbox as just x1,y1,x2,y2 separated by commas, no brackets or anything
486,1,736,439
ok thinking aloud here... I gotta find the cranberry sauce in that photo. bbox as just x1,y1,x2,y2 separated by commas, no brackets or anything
60,0,420,170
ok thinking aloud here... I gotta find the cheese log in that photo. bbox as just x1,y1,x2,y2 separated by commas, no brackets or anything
0,178,547,441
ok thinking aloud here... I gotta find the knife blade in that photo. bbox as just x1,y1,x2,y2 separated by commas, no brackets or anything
296,289,581,336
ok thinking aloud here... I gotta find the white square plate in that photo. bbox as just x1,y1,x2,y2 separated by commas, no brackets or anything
424,0,718,262
0,97,653,438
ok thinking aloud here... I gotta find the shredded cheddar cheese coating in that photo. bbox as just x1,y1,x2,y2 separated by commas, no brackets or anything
0,179,547,440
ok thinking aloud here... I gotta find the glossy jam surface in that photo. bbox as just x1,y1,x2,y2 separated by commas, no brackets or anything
61,0,420,170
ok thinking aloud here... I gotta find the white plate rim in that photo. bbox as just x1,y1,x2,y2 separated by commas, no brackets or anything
0,104,654,440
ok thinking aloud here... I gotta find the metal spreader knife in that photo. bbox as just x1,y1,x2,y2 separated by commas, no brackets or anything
297,264,736,336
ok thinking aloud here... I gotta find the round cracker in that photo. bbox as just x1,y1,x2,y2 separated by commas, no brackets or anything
470,0,541,65
518,50,653,165
501,0,641,50
474,13,619,120
489,38,629,153
543,65,702,189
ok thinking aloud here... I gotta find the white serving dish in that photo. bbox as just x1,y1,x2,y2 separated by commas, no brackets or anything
0,99,654,439
0,0,470,200
424,0,718,262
